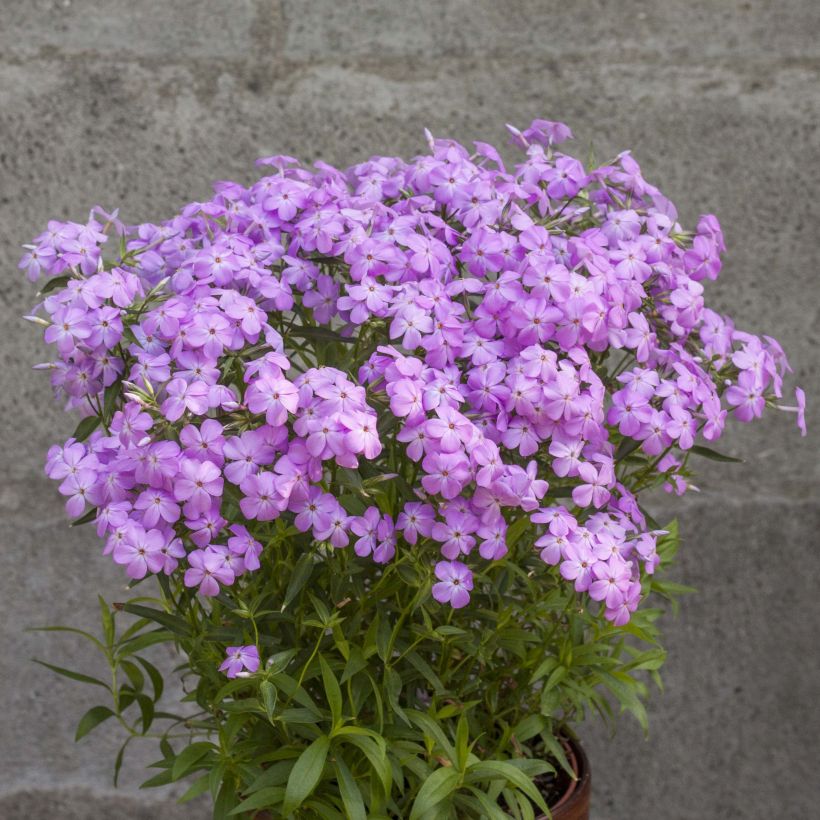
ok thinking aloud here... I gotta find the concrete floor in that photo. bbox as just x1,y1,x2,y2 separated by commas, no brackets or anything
0,1,818,817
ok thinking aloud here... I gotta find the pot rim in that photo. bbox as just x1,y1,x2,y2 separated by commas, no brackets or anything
535,734,591,819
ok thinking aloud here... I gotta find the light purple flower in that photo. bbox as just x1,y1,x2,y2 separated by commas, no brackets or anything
421,451,471,500
431,560,473,609
219,645,260,679
112,525,165,579
560,541,595,592
432,510,478,559
246,373,299,426
239,472,288,521
350,506,381,557
725,370,765,421
184,547,235,596
571,461,613,509
173,458,223,517
223,429,276,484
161,378,210,422
227,524,263,571
293,487,336,534
313,506,351,548
396,501,435,545
24,117,804,631
588,558,631,609
776,386,807,436
340,412,382,459
58,469,101,517
134,488,180,528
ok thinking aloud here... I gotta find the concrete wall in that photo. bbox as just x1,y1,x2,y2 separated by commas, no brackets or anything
1,2,818,817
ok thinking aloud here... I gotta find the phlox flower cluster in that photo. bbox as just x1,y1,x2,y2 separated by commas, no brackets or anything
24,118,804,636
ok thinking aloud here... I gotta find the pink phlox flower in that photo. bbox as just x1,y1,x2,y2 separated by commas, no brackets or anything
396,501,435,544
112,523,166,579
572,461,613,509
431,560,473,609
184,546,236,596
227,524,263,571
219,645,260,679
432,509,479,559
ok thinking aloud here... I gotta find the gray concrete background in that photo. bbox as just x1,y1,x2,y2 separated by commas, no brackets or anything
1,1,818,817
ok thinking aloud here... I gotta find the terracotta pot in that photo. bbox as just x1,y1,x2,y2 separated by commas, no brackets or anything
537,736,591,820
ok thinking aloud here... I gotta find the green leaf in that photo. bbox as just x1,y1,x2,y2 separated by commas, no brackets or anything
622,649,667,672
140,768,174,789
135,693,155,733
260,680,278,723
530,656,558,684
599,672,649,733
73,414,101,442
338,493,367,515
362,472,399,488
650,580,696,598
278,706,322,724
171,742,215,781
506,787,537,820
320,655,343,729
33,659,110,691
27,625,105,652
464,786,510,820
228,787,286,815
112,736,132,786
690,444,743,463
220,697,263,714
75,706,115,740
340,645,367,683
98,596,115,648
454,713,470,773
335,734,391,794
405,651,445,695
117,628,175,657
103,380,121,422
208,761,226,800
38,274,72,295
615,436,643,460
334,756,367,820
266,648,298,674
434,625,467,638
383,666,408,724
244,760,294,793
337,469,363,490
512,714,546,744
505,515,531,550
331,725,384,743
406,710,456,763
120,659,145,692
466,760,549,814
289,326,355,344
375,616,392,663
542,733,573,778
177,773,211,804
282,552,314,610
309,593,331,624
409,766,460,820
282,735,330,815
545,665,568,691
214,777,237,820
121,603,191,637
70,507,98,527
662,517,679,539
136,656,164,702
